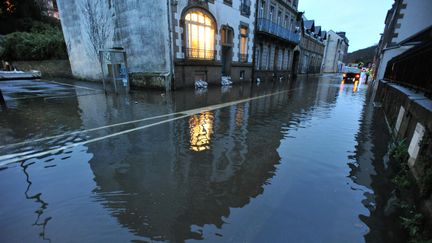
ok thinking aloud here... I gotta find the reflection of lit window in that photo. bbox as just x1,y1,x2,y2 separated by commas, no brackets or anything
185,9,215,60
235,105,244,127
189,112,214,152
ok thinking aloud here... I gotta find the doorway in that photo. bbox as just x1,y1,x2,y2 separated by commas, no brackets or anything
221,46,232,76
292,50,300,75
221,26,234,76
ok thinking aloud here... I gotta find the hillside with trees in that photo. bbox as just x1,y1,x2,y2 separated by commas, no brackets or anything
344,45,377,66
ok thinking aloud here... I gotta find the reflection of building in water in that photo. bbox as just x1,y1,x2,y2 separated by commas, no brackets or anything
76,81,339,242
189,112,214,152
347,88,403,242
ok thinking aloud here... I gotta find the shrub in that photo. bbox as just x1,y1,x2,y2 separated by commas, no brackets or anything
1,21,67,61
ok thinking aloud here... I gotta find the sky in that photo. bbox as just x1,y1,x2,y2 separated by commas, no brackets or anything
299,0,394,52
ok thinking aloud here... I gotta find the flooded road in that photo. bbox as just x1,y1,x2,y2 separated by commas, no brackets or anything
0,75,401,242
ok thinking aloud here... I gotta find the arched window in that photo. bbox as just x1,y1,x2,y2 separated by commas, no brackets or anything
184,9,215,60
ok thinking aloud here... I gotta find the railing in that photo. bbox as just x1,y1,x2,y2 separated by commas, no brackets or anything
240,2,251,16
257,18,301,44
384,41,432,98
239,54,248,63
185,48,216,60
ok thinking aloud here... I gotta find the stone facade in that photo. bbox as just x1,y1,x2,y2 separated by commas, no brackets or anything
57,0,255,90
321,30,349,73
254,0,300,82
171,0,255,89
298,18,325,74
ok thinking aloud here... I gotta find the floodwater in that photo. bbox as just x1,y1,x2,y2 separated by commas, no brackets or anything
0,75,403,242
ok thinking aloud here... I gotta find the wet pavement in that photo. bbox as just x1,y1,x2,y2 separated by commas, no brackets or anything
0,75,403,242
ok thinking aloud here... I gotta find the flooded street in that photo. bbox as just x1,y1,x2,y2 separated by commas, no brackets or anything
0,75,402,242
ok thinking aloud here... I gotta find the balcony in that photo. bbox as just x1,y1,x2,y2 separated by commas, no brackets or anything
185,48,216,60
256,18,301,44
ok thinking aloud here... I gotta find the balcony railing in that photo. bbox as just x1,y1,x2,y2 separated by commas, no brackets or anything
240,2,251,16
257,18,301,44
185,48,216,60
239,54,248,63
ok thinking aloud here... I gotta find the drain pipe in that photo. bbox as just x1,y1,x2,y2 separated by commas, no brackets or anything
251,0,259,86
166,0,175,92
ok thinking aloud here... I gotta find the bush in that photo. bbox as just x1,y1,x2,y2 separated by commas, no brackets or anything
1,21,67,61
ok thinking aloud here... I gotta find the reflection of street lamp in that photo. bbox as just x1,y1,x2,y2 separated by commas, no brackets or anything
189,112,214,152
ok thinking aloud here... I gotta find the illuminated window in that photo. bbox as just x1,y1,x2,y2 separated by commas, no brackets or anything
240,26,248,62
184,9,215,60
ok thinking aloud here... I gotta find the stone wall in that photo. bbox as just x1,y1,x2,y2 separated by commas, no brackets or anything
12,60,73,78
375,80,432,212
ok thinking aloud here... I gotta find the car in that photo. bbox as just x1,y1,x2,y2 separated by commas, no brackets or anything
342,66,361,81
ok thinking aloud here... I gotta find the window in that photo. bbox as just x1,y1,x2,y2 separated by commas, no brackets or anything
284,15,289,28
221,26,233,45
259,0,265,18
269,6,274,21
290,18,294,31
277,11,282,25
184,9,215,60
256,47,261,69
239,27,248,62
240,0,251,16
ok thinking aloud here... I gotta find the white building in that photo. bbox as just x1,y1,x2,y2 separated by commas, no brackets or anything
375,0,432,81
321,30,349,73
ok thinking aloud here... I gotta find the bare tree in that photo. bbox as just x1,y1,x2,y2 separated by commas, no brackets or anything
81,0,113,58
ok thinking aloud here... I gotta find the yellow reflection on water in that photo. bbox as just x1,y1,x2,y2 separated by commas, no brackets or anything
353,80,359,93
189,111,214,152
339,79,345,93
235,105,244,127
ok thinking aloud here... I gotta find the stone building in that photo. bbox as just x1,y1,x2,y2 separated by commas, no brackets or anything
298,18,325,74
57,0,255,90
253,0,301,81
374,0,432,81
321,30,349,73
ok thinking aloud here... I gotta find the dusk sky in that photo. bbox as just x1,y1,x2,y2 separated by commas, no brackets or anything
299,0,394,52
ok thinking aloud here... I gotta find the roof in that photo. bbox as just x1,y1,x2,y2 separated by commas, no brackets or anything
315,26,322,35
321,30,327,40
304,20,315,32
